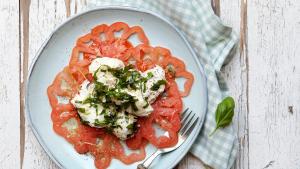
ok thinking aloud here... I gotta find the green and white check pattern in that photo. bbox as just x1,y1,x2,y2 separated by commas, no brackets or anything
87,0,239,168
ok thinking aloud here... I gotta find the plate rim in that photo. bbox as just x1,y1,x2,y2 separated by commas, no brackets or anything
25,6,208,169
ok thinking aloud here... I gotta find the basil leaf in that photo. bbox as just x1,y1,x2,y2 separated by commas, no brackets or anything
209,96,235,136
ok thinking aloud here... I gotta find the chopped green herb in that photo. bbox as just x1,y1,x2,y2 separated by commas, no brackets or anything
126,124,134,130
126,123,138,132
143,82,147,93
77,108,89,115
125,115,129,121
143,101,149,108
95,105,99,115
151,80,166,91
100,109,106,115
115,124,122,129
131,102,138,111
147,72,154,78
75,100,83,104
167,66,176,77
94,119,106,126
93,67,101,81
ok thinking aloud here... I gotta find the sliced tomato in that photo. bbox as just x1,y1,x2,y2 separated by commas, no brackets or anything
153,47,171,67
121,26,149,45
94,153,112,169
100,39,132,58
105,22,130,41
134,44,157,71
91,24,108,40
76,33,93,47
47,22,194,169
176,71,194,97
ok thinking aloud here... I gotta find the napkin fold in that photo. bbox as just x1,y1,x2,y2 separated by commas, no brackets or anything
87,1,239,168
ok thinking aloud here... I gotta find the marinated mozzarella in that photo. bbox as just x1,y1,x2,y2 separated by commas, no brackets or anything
89,57,125,72
142,65,166,103
71,57,166,140
123,89,153,116
89,57,125,88
113,112,137,140
70,80,111,128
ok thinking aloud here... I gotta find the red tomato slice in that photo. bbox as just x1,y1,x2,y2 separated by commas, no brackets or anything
121,26,149,45
91,24,108,40
105,22,130,41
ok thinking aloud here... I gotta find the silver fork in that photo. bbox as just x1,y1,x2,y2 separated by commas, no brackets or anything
137,108,199,169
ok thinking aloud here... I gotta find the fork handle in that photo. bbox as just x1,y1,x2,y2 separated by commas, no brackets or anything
137,150,161,169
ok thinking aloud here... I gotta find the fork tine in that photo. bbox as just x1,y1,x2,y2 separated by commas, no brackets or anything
181,110,192,124
180,109,189,123
182,117,199,137
180,112,195,134
181,108,189,117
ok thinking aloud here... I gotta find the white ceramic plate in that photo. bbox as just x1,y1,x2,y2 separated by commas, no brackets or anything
26,7,207,169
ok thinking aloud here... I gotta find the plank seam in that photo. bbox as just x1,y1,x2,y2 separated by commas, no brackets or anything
18,0,23,167
211,0,220,16
239,0,249,168
20,0,31,168
64,0,71,17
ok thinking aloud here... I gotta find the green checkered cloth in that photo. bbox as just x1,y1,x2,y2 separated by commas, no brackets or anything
87,0,238,169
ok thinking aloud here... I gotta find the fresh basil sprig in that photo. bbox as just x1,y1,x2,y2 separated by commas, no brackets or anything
209,96,235,136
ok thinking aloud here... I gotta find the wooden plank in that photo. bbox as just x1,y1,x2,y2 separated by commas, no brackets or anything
248,0,300,168
233,0,249,168
220,0,249,169
22,0,66,168
177,154,207,169
22,0,87,168
0,0,20,168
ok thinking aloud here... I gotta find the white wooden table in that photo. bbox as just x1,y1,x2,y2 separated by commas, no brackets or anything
1,0,299,168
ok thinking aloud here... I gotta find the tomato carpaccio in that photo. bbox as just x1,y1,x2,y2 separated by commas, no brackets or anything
47,22,194,169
